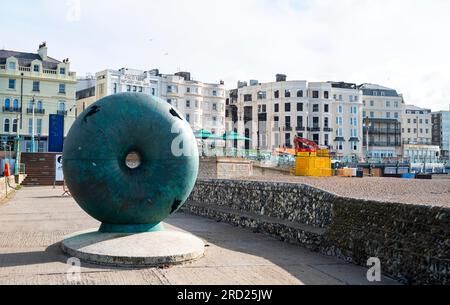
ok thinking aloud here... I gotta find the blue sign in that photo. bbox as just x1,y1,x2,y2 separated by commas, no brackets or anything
48,114,64,152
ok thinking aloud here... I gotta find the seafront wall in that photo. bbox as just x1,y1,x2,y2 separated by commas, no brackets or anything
184,179,450,285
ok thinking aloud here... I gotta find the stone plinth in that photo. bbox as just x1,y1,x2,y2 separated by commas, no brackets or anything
61,230,205,267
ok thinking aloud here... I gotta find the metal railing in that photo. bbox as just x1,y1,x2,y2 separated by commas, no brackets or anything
2,107,21,113
27,108,46,114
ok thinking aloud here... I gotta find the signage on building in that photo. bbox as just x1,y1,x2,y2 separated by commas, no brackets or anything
48,115,64,152
55,154,64,182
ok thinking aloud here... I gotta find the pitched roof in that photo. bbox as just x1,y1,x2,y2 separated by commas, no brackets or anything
0,49,61,70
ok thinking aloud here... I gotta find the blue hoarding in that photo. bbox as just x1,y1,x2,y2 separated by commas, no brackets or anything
48,114,64,152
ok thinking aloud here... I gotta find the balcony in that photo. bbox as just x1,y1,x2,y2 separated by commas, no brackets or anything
364,128,401,135
323,127,333,132
284,126,293,132
364,141,401,147
308,127,321,132
27,108,46,115
3,107,21,113
57,110,68,116
296,126,306,131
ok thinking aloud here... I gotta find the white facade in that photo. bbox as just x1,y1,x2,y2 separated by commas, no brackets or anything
160,73,226,139
78,69,226,139
402,105,432,145
96,68,161,100
0,43,77,152
361,84,405,159
226,78,363,160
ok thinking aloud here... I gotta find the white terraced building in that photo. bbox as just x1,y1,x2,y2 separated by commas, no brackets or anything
77,69,226,145
0,43,77,152
226,76,364,160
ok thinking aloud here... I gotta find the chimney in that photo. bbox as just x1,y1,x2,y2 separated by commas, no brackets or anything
38,42,48,60
276,74,287,82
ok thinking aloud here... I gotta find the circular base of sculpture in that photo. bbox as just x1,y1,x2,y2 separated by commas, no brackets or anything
99,223,165,233
61,229,205,267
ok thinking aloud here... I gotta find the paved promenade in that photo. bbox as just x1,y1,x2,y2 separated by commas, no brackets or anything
0,187,398,285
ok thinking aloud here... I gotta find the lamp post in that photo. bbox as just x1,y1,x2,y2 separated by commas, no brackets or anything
14,112,21,175
30,96,36,153
365,116,371,162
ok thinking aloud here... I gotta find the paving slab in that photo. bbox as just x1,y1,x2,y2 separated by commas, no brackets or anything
0,186,399,285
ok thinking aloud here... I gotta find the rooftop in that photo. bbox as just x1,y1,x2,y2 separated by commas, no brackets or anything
0,49,61,70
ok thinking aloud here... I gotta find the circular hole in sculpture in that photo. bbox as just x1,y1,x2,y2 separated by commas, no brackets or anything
125,152,142,169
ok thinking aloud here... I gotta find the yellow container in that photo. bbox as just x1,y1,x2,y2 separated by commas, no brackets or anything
295,156,332,177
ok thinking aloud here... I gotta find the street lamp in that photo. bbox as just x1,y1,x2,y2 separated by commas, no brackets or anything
364,117,372,162
14,112,21,175
30,96,36,153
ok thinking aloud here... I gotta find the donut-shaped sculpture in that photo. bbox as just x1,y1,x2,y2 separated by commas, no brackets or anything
63,93,199,233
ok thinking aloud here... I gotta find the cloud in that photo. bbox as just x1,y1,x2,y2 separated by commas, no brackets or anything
1,0,449,111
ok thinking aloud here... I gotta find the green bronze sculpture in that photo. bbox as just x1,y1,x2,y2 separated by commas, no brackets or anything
63,93,199,233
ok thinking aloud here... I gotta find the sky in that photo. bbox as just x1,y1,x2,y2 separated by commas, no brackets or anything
1,0,449,111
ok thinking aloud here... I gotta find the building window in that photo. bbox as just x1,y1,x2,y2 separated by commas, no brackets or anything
186,114,190,123
212,90,217,96
133,86,137,92
59,84,66,94
28,118,33,134
297,90,303,98
13,99,19,110
297,116,303,128
37,119,42,135
274,90,280,99
212,103,217,111
394,112,399,119
285,103,291,112
12,119,18,133
285,90,291,98
338,105,343,113
313,104,319,112
139,87,143,92
60,67,66,75
186,87,191,93
274,116,279,128
33,81,40,92
285,116,291,128
59,101,66,112
244,94,252,102
386,112,391,119
370,112,374,118
349,95,353,102
324,104,329,113
151,88,156,96
285,133,291,148
394,101,399,108
186,100,191,109
370,100,374,107
312,91,319,99
324,117,329,128
37,101,43,110
324,91,329,99
4,119,10,132
126,85,131,92
274,104,279,113
34,65,40,72
195,100,199,108
8,62,16,70
257,91,267,100
4,98,10,109
386,101,391,107
297,103,303,112
313,134,319,144
8,79,16,90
